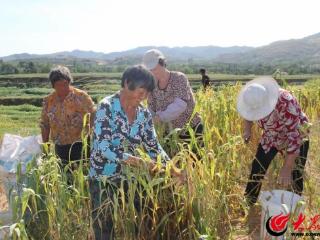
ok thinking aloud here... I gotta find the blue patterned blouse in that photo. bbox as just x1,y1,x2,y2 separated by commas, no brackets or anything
89,92,169,178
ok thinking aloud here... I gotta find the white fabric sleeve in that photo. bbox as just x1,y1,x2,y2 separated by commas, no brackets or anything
157,98,187,122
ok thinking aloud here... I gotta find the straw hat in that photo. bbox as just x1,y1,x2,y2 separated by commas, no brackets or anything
237,76,280,121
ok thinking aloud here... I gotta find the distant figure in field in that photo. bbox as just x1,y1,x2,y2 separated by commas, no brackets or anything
39,65,95,170
200,68,210,90
237,76,310,206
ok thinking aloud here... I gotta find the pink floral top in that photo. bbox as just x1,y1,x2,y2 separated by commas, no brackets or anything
257,89,309,155
148,71,201,129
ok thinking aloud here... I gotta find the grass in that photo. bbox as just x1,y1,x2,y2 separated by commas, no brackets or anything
0,79,320,239
0,105,41,138
0,73,318,109
0,87,51,97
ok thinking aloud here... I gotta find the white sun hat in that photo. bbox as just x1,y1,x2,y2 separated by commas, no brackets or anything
237,76,280,121
142,49,165,70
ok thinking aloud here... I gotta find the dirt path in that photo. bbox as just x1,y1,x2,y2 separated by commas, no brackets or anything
233,206,261,240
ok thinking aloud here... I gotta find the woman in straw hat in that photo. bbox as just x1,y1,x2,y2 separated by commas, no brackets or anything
237,76,310,206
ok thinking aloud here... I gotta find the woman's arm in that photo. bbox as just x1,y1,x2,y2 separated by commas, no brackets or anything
39,97,50,143
41,128,50,143
143,111,170,163
243,119,253,143
278,152,299,186
156,98,187,122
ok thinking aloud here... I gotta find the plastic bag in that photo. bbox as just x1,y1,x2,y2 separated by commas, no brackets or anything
0,134,42,174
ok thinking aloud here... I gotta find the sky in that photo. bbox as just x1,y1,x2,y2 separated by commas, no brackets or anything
0,0,319,57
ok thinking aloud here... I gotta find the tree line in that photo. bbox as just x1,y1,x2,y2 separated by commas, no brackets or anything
1,59,320,75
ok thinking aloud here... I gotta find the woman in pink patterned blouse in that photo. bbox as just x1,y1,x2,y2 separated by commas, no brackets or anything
237,77,310,206
142,49,203,158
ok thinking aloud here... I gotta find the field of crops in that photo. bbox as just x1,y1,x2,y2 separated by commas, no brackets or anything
0,74,319,239
0,73,319,107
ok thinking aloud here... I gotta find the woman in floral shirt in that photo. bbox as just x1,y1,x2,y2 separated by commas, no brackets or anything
89,65,181,240
237,77,310,206
40,66,95,168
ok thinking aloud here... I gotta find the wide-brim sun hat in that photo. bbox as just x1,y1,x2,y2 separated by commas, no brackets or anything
237,76,280,121
142,49,165,70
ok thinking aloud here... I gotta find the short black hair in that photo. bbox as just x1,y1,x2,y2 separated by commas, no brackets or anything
49,65,73,87
200,68,206,74
121,65,155,92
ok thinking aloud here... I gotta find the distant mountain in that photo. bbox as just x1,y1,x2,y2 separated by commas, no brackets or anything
102,46,253,61
51,50,106,59
217,32,320,64
2,53,43,61
2,32,320,65
1,46,253,62
1,50,106,61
